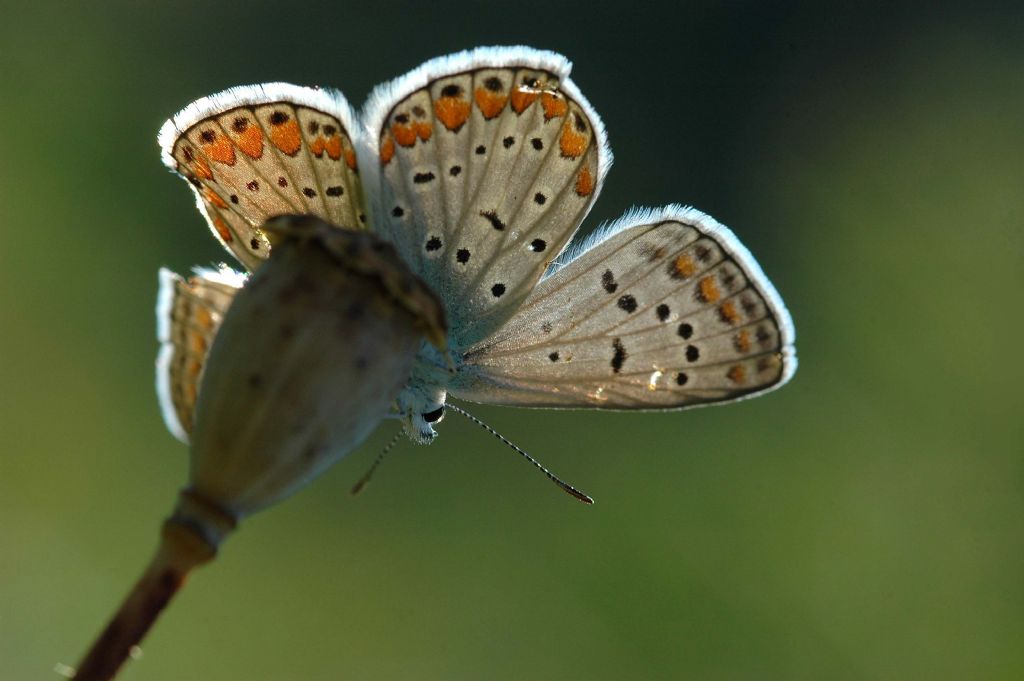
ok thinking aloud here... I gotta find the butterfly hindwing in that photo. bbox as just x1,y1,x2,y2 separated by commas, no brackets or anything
452,206,796,409
362,47,611,348
159,84,365,271
156,266,244,442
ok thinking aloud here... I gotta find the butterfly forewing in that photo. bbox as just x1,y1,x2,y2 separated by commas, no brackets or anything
159,84,365,271
363,48,610,348
156,267,244,442
452,206,796,409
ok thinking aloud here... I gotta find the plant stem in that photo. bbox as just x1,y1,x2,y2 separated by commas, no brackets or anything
72,502,225,681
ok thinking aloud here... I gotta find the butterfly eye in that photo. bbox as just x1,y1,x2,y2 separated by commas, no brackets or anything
422,406,445,423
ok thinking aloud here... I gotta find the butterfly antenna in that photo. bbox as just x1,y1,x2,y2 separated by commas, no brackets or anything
351,430,402,496
446,403,594,505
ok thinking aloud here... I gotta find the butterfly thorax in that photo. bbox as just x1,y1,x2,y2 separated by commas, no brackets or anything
395,341,456,443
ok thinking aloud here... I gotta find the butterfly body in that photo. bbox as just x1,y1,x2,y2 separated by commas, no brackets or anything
156,46,795,467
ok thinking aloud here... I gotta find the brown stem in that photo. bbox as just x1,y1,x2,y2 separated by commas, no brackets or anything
71,516,219,681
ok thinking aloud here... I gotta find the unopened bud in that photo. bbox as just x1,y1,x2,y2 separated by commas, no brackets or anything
175,215,445,534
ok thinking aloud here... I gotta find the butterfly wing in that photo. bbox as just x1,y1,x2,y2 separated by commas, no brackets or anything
451,205,796,409
156,266,244,442
361,47,611,348
159,84,366,271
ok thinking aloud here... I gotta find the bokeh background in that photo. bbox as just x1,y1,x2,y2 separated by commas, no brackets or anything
2,2,1021,679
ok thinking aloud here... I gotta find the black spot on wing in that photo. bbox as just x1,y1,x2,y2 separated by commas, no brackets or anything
611,338,627,373
479,210,505,231
601,270,618,293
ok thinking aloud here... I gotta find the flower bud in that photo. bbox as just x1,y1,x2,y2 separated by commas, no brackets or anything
177,215,445,530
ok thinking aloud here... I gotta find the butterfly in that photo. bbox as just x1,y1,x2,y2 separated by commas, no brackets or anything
156,46,797,490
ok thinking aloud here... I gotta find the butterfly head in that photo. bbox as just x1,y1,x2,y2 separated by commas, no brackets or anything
405,403,446,444
395,374,448,444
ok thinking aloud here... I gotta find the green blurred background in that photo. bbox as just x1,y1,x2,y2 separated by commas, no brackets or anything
2,2,1021,679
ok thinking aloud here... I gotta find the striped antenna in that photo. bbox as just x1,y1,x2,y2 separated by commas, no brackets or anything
446,403,594,505
351,430,403,496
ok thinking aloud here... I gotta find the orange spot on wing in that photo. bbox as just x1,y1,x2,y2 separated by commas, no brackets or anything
734,329,752,353
325,134,343,160
185,381,197,405
195,307,214,330
474,88,508,119
575,166,594,196
726,365,747,384
380,134,395,164
201,133,236,165
236,125,263,159
435,96,471,132
541,92,568,120
391,122,417,147
187,359,202,378
309,135,326,157
559,119,587,159
719,300,741,326
203,187,227,209
344,145,357,170
698,276,721,303
193,158,213,180
413,121,432,142
270,119,302,156
212,215,233,243
672,254,696,278
188,330,207,354
510,86,539,114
